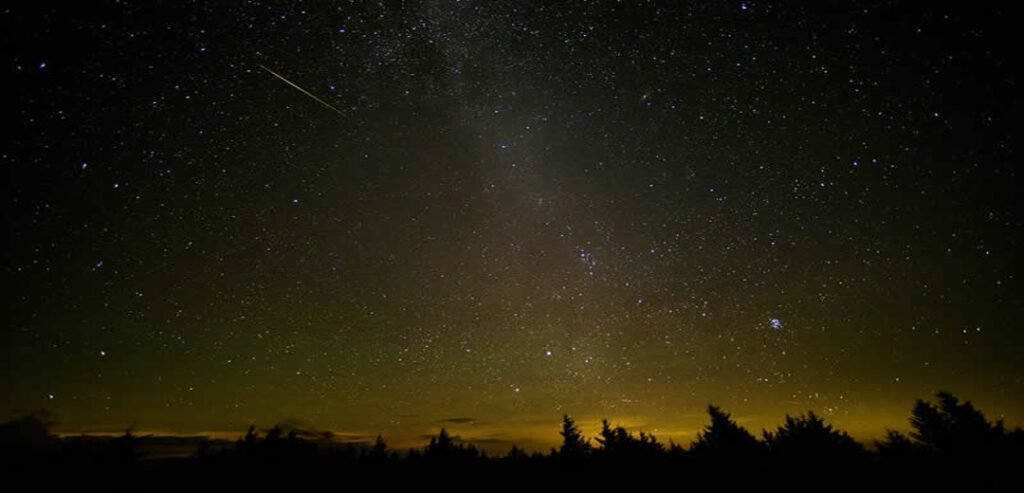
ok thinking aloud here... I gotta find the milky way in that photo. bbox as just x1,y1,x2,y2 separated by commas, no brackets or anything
4,2,1021,450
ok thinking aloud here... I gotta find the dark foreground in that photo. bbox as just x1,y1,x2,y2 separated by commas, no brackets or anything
3,392,1021,490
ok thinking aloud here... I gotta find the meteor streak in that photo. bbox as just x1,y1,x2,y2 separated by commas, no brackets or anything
258,64,344,116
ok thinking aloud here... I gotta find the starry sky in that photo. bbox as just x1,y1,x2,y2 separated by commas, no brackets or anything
3,2,1021,451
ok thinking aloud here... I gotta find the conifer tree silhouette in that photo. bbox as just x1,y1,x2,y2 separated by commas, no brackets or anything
875,429,918,457
595,419,664,459
690,405,762,460
763,411,863,460
909,391,1007,457
365,434,390,462
506,444,529,462
427,428,454,454
557,414,591,459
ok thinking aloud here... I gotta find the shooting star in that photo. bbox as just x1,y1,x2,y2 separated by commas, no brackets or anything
258,64,344,116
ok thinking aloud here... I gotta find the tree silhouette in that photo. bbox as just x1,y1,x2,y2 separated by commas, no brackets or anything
241,425,258,447
595,419,664,460
0,412,56,449
595,419,621,453
2,392,1022,485
690,405,763,460
506,444,529,462
97,425,151,469
557,414,591,459
425,428,481,462
763,411,863,460
427,427,454,454
909,390,1005,457
361,434,394,464
875,429,918,457
265,425,284,443
371,435,388,456
0,411,58,465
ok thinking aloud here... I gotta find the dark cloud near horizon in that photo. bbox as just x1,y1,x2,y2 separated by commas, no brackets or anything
434,417,479,425
464,436,517,446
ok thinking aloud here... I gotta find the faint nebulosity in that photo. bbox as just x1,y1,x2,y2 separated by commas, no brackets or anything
3,2,1020,450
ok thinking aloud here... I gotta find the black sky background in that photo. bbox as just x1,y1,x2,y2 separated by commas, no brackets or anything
3,1,1021,449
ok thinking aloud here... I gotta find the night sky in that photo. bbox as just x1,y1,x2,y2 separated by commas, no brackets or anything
4,2,1021,451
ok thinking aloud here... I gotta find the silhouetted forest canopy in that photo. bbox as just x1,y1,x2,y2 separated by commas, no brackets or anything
2,391,1021,489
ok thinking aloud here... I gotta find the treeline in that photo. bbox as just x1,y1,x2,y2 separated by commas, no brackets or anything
1,391,1021,489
